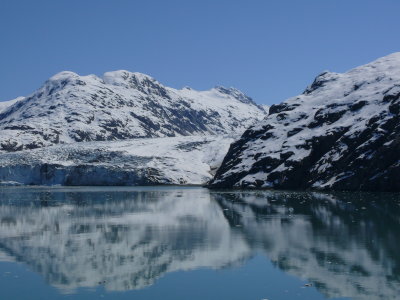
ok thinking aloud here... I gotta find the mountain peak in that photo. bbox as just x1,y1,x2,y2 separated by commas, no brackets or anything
372,51,400,64
0,69,266,152
214,86,256,105
48,71,80,82
303,71,340,95
103,70,157,88
48,70,105,85
210,52,400,191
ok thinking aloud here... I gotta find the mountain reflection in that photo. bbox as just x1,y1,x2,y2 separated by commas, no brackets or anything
0,187,399,299
211,191,400,299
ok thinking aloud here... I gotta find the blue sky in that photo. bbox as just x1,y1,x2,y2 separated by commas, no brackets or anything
1,0,400,105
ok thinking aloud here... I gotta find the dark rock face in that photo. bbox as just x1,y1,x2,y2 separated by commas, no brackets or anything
210,53,400,191
0,71,265,152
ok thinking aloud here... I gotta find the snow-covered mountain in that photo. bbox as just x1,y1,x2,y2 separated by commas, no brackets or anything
0,71,266,152
0,135,233,186
0,97,24,113
210,53,400,191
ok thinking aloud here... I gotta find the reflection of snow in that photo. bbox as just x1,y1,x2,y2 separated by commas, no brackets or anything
0,187,398,299
0,187,250,292
212,191,400,300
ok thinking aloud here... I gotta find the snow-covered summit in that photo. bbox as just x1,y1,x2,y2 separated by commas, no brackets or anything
103,70,158,88
210,52,400,191
0,70,266,152
0,96,25,113
213,86,259,106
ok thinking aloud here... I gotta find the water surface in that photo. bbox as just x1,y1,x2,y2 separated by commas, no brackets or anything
0,186,399,299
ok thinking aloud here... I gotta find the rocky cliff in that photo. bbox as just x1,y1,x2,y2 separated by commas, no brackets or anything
210,53,400,191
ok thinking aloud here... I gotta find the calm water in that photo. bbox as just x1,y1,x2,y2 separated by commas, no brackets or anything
0,186,399,300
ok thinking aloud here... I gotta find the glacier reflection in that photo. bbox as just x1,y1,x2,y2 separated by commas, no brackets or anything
0,187,398,299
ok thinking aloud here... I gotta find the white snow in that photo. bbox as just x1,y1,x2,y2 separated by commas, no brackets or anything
0,96,24,113
0,70,266,151
0,135,235,186
213,52,400,188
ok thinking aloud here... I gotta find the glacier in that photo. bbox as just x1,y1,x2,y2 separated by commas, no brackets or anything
0,69,268,186
0,135,234,186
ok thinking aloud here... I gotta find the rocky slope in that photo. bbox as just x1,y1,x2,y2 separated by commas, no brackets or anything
0,135,233,186
210,53,400,191
0,71,266,152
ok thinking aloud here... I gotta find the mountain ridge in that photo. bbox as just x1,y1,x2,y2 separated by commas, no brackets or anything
210,52,400,191
0,70,266,152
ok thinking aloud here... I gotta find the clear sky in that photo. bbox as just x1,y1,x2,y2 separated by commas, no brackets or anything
1,0,400,105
